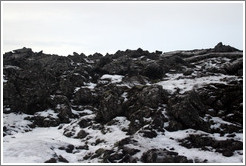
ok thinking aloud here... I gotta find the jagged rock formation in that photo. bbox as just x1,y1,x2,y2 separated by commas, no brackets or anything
2,43,243,163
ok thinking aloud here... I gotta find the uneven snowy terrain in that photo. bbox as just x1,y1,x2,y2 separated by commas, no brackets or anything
2,43,244,163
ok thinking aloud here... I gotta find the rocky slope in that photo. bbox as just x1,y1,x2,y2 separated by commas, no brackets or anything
2,42,244,163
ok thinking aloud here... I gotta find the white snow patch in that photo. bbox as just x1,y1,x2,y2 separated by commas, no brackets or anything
209,116,240,130
74,82,97,93
100,74,124,83
121,92,128,102
34,109,58,119
156,73,238,94
84,58,94,64
4,65,21,70
3,113,33,135
3,74,8,83
3,127,82,163
85,82,97,89
74,87,81,93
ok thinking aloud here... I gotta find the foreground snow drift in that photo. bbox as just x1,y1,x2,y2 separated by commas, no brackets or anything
2,112,243,163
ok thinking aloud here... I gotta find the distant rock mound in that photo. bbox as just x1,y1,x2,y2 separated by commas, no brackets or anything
213,42,240,52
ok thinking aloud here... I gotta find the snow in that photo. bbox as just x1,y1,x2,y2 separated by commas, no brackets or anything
71,108,93,116
211,117,238,126
3,113,33,135
34,109,58,119
84,82,97,89
156,73,238,94
209,116,240,129
3,111,243,163
3,75,8,83
84,58,94,64
74,82,97,93
3,65,21,70
121,92,128,102
100,74,124,83
129,129,243,163
3,127,81,163
74,87,81,92
2,113,132,163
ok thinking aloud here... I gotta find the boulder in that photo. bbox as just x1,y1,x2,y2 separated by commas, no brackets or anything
102,56,131,75
73,88,95,105
223,58,243,76
141,149,192,163
76,130,89,139
48,95,70,108
167,91,210,132
56,104,73,123
144,62,164,79
96,89,124,123
138,85,168,108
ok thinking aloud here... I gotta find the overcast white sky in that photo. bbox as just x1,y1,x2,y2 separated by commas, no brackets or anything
2,1,244,56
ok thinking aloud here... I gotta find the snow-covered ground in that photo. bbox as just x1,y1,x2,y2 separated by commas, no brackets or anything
3,112,130,163
2,111,243,163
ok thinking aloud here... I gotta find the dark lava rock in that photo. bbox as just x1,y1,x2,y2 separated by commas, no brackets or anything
223,58,243,76
117,137,138,147
141,149,192,163
151,112,168,132
183,69,193,76
124,85,169,134
63,129,75,138
141,130,158,138
3,126,7,132
101,56,131,75
197,83,243,126
56,104,73,123
167,91,210,132
28,115,60,127
222,150,234,157
104,152,125,163
65,144,75,153
76,130,89,139
58,155,69,163
95,86,125,123
179,134,243,156
213,42,240,52
165,119,184,131
144,62,164,79
122,75,149,86
138,85,169,108
73,88,95,105
78,118,92,128
122,147,140,156
76,145,89,150
179,134,214,149
44,158,57,163
48,95,70,108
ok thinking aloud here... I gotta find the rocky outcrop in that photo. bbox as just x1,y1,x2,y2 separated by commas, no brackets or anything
166,91,210,132
95,85,127,123
213,42,240,52
3,43,243,163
